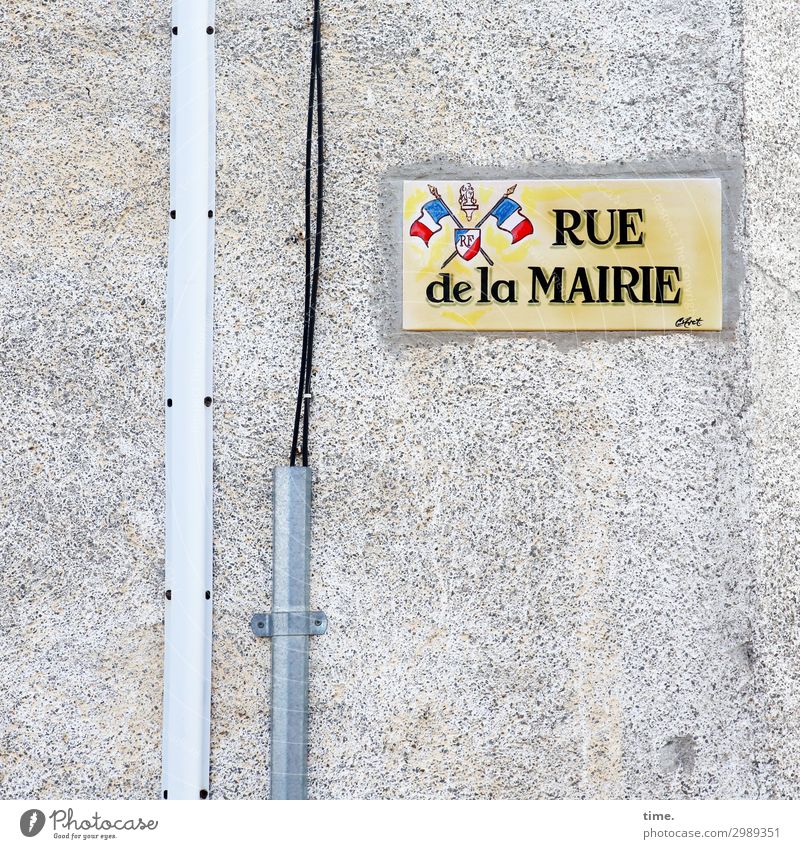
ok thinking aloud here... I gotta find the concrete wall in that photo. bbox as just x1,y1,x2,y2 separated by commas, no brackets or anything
0,0,797,799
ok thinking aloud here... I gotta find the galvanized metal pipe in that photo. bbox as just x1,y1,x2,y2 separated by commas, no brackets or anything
270,466,313,800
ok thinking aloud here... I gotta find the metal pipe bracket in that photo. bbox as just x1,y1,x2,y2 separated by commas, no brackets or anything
250,611,328,638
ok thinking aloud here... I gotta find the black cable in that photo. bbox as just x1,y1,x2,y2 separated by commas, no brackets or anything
290,0,323,466
288,4,319,465
302,14,324,467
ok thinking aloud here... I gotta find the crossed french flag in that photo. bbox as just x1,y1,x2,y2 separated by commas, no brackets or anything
410,192,533,247
409,198,450,246
488,197,534,244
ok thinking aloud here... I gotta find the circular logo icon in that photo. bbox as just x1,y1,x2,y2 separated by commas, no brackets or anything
20,809,46,837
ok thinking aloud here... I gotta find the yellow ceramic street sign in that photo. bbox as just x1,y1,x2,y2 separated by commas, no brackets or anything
402,178,723,332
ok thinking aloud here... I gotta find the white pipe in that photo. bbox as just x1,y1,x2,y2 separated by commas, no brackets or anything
162,0,215,801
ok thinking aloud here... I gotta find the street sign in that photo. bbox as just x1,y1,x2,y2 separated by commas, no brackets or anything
402,178,723,332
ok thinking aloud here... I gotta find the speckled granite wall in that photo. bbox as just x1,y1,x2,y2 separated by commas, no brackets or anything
0,0,797,799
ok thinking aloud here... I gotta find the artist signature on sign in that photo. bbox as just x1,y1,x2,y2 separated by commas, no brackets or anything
675,316,704,328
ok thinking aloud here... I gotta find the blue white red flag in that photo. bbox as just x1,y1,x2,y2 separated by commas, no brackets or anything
410,198,450,246
490,197,534,244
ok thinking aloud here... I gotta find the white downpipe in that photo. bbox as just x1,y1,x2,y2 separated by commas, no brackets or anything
162,0,215,801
